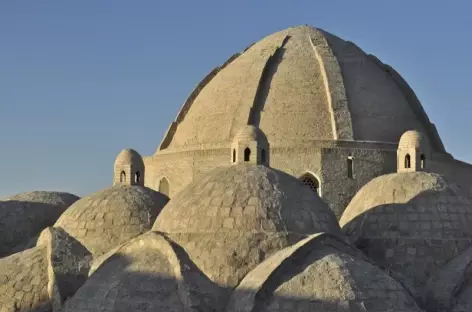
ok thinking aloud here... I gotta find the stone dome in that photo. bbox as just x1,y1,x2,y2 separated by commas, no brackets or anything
114,148,143,167
159,25,445,152
339,172,472,292
153,164,342,290
227,234,421,312
153,164,340,236
0,191,79,257
234,125,267,142
55,185,169,256
398,130,429,150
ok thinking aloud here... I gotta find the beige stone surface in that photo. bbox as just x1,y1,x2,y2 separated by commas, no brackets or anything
0,246,50,312
55,185,168,256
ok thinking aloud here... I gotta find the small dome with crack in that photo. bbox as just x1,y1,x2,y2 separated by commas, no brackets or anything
0,191,79,257
55,185,168,256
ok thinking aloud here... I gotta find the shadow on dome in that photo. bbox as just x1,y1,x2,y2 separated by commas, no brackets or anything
341,188,472,302
59,232,421,312
0,198,79,258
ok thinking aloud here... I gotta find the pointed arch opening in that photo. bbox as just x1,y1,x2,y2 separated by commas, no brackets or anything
244,147,251,162
135,171,141,184
405,154,411,169
420,154,425,169
159,177,170,197
347,156,353,178
300,173,320,196
232,149,236,163
120,171,126,183
261,149,266,164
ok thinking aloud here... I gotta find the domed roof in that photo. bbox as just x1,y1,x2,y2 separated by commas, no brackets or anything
227,234,421,312
234,125,267,142
159,25,445,152
340,172,472,291
153,164,340,236
398,130,429,150
0,191,79,257
55,185,169,256
114,148,143,166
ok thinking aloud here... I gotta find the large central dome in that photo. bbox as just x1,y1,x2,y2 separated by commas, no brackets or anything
159,25,444,152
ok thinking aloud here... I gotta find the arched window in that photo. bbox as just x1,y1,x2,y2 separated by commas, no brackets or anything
261,149,266,164
404,154,411,169
420,154,425,169
232,149,236,163
300,173,320,196
120,171,126,182
159,177,170,197
347,157,353,178
135,171,141,184
244,148,251,162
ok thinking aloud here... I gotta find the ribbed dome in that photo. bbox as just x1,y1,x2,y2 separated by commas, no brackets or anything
114,148,143,167
159,25,444,152
55,185,168,256
0,191,79,257
340,172,472,292
153,164,340,236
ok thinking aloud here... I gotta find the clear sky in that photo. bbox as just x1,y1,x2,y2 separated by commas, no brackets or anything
1,1,471,197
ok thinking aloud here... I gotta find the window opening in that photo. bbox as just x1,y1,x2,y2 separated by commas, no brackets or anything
405,154,411,169
300,173,320,195
244,148,251,162
159,177,170,197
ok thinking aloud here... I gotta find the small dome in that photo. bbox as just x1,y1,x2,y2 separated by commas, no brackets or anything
0,191,79,257
114,148,144,167
55,185,168,256
153,164,340,236
340,172,472,292
234,125,267,142
398,130,429,150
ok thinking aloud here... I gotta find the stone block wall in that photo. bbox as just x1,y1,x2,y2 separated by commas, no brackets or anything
146,142,400,219
321,147,396,217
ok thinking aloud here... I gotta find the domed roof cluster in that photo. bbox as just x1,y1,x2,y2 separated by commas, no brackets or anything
55,185,169,256
0,191,79,257
340,171,472,293
2,24,471,312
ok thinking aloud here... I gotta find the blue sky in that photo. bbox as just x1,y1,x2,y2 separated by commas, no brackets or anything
1,1,471,197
